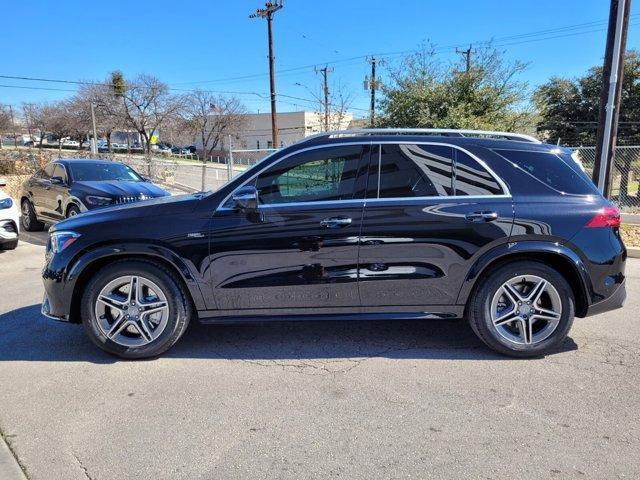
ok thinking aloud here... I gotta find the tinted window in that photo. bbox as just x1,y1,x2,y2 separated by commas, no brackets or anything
454,151,503,196
256,145,362,204
52,164,67,183
69,163,143,182
493,149,597,195
371,144,454,198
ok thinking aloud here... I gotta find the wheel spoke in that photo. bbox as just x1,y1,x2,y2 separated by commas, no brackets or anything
98,294,126,312
135,319,153,342
532,307,561,322
107,316,130,339
518,319,532,344
127,276,139,303
502,283,523,304
494,309,520,326
526,278,547,303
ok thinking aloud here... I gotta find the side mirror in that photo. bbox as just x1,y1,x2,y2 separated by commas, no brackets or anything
0,178,6,188
50,176,65,186
232,185,259,211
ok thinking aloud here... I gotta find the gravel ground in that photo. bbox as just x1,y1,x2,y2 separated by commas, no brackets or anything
0,234,638,480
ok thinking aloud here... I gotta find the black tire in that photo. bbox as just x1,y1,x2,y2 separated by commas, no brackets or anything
21,199,45,231
468,260,575,358
0,239,18,250
66,204,81,218
81,259,192,359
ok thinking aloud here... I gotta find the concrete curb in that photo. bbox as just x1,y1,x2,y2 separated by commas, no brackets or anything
0,435,27,480
622,213,640,225
627,247,640,258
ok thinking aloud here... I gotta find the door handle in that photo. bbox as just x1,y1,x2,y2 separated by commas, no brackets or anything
465,211,499,223
320,216,352,228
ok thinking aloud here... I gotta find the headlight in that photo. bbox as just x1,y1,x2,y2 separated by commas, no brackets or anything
49,231,81,254
0,198,13,209
85,195,112,206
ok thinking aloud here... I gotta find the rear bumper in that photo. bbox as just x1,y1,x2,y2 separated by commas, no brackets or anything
585,279,626,317
0,219,18,243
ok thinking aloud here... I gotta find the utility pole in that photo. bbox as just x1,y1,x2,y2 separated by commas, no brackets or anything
250,1,283,148
456,44,475,72
366,57,377,127
315,65,333,131
90,102,99,155
8,105,18,147
593,0,631,196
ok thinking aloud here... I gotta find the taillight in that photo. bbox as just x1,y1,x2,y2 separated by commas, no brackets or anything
586,207,621,228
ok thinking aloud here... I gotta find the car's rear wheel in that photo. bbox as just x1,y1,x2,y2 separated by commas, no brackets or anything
21,199,44,231
468,260,575,358
81,260,191,359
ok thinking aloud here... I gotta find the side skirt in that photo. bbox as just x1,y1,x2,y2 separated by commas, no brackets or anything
197,305,465,324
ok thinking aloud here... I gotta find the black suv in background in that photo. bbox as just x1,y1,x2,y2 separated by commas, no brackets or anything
40,129,626,359
20,159,169,230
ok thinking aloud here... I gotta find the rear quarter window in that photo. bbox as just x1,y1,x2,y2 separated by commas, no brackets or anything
492,149,598,195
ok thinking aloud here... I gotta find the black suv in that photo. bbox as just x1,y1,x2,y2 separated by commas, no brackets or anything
41,129,626,359
20,159,169,230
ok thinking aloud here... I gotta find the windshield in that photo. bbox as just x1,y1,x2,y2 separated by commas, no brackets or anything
69,163,143,182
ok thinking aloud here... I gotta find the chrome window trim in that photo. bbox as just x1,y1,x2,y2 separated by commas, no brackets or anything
216,140,510,212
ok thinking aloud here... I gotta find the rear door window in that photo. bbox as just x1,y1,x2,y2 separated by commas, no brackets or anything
454,150,503,196
493,149,598,195
368,144,454,198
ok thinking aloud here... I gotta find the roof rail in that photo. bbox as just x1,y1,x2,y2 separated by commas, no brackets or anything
300,128,541,144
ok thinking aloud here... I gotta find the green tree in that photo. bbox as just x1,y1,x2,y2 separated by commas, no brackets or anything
534,50,640,146
378,45,533,132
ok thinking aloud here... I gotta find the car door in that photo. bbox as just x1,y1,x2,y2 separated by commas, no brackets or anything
47,163,69,220
29,163,55,217
358,142,514,309
209,144,370,313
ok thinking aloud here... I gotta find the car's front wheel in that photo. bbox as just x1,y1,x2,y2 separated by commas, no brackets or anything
81,260,191,359
66,204,81,218
468,260,575,358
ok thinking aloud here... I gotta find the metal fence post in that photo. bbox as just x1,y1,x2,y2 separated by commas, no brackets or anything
201,161,206,192
228,135,234,181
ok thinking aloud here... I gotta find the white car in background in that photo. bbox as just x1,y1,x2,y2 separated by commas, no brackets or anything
0,178,19,250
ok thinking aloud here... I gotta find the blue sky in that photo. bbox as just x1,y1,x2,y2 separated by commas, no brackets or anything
1,0,637,118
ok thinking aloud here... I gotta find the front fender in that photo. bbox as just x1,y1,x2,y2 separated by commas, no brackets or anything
64,242,207,311
456,240,592,308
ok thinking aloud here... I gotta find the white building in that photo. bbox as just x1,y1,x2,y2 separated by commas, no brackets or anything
232,111,354,150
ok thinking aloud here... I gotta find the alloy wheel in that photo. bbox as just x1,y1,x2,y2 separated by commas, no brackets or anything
21,201,31,228
94,275,170,347
490,275,562,346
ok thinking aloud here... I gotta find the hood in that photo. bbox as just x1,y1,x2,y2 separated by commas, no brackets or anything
72,180,169,198
52,193,204,232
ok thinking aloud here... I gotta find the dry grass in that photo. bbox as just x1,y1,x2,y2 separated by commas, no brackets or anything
621,224,640,248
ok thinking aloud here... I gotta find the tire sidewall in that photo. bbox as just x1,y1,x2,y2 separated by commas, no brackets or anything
81,261,189,359
473,261,575,357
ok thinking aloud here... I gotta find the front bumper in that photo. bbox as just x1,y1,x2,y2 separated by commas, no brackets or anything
41,292,69,322
585,279,626,317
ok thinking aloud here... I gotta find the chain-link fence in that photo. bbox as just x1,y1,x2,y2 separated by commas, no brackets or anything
4,144,640,212
572,146,640,212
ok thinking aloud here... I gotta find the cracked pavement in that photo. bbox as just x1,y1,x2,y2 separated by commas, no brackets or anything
0,235,638,479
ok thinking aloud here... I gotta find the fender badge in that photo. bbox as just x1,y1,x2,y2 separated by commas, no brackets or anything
187,232,205,239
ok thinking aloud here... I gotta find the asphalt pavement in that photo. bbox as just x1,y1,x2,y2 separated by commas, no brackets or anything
0,233,638,479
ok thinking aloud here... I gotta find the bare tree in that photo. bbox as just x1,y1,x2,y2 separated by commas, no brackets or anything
0,105,12,148
77,82,124,151
118,74,183,153
180,89,247,159
297,79,355,132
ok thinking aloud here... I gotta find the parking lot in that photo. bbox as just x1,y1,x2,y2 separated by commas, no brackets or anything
0,234,639,480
